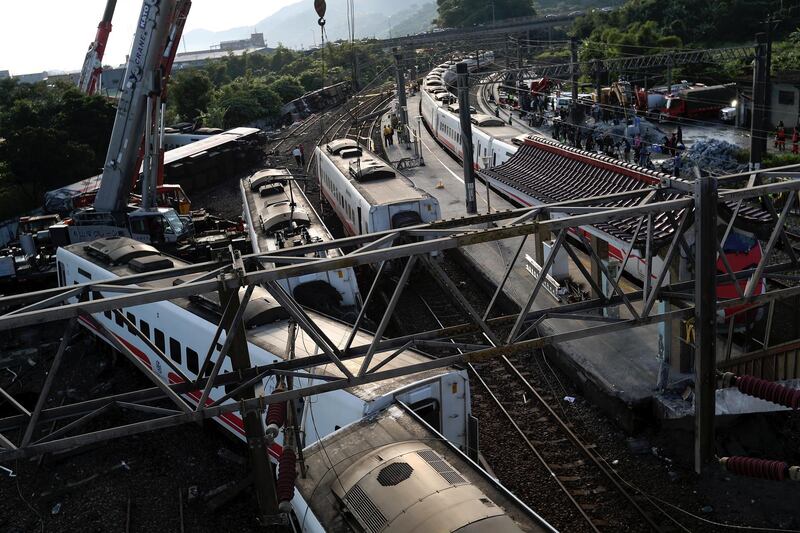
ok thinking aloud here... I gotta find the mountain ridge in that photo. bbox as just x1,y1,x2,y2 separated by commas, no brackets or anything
183,0,437,51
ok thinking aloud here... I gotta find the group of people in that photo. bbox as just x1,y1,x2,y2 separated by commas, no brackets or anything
383,114,407,147
660,126,685,156
553,120,690,174
774,121,800,154
383,123,396,147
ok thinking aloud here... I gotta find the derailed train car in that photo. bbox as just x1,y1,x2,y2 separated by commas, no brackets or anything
55,237,554,530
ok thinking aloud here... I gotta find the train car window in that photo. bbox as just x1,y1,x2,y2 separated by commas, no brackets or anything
57,262,65,287
154,329,165,353
115,311,124,327
169,337,182,364
77,267,92,280
140,320,150,339
126,312,136,333
186,348,199,374
410,399,441,431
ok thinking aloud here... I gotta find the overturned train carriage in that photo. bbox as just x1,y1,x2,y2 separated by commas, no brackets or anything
53,236,521,528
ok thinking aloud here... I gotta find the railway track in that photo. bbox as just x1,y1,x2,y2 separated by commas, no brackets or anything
469,354,668,532
406,255,670,532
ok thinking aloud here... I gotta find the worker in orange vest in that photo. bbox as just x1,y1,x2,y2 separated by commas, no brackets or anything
776,121,786,152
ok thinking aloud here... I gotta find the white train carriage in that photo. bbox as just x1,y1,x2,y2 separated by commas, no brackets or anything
240,168,361,311
315,139,441,236
56,237,476,526
421,88,523,170
297,404,554,533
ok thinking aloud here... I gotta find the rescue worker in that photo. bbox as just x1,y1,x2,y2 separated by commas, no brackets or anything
585,131,595,152
793,126,799,155
676,125,683,147
292,146,302,167
776,121,786,152
383,124,393,147
623,137,631,162
298,144,306,166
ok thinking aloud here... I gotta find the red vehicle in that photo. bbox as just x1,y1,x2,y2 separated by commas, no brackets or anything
660,83,737,120
530,76,556,97
72,184,192,215
716,230,766,325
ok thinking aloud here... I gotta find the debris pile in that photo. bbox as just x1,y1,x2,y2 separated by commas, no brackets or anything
684,139,747,174
584,115,665,144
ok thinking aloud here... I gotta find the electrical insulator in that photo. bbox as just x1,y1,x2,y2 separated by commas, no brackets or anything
735,375,800,410
265,384,287,444
277,446,298,513
720,456,800,481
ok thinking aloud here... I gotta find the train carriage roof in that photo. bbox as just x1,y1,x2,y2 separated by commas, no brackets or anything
320,141,432,208
297,405,553,532
63,238,452,401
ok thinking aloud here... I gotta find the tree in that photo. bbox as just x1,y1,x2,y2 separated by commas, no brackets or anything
170,69,214,121
214,77,282,128
299,70,325,92
436,0,534,28
269,75,305,104
53,90,116,167
0,127,97,206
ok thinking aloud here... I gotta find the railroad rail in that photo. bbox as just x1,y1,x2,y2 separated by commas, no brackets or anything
469,355,665,532
409,254,666,531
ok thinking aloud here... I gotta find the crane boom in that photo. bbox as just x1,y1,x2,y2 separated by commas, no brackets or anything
78,0,118,95
94,0,179,214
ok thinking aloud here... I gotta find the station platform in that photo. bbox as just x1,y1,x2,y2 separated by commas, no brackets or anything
382,94,692,431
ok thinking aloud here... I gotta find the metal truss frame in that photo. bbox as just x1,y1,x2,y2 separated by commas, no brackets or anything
1,166,800,475
474,44,755,84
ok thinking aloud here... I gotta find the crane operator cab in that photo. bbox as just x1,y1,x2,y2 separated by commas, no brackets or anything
128,208,191,244
50,207,192,248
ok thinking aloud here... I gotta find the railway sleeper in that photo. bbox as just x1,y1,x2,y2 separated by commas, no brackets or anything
570,487,609,496
550,460,587,470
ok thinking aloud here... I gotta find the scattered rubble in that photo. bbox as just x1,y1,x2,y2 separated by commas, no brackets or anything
684,139,748,174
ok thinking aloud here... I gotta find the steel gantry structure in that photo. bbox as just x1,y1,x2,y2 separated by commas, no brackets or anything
1,164,800,489
377,14,576,50
475,44,756,86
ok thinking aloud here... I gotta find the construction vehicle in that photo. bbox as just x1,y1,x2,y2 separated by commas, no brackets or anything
51,0,193,247
78,0,118,95
71,183,192,214
530,76,557,97
594,79,635,110
660,83,737,120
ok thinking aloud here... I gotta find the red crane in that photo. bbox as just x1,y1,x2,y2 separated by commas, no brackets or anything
78,0,118,95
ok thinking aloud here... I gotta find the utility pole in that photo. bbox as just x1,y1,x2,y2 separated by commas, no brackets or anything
593,59,603,104
218,275,280,524
570,37,581,125
393,47,408,143
693,176,718,474
751,33,768,170
765,15,775,149
456,62,478,215
666,53,674,93
517,38,523,111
